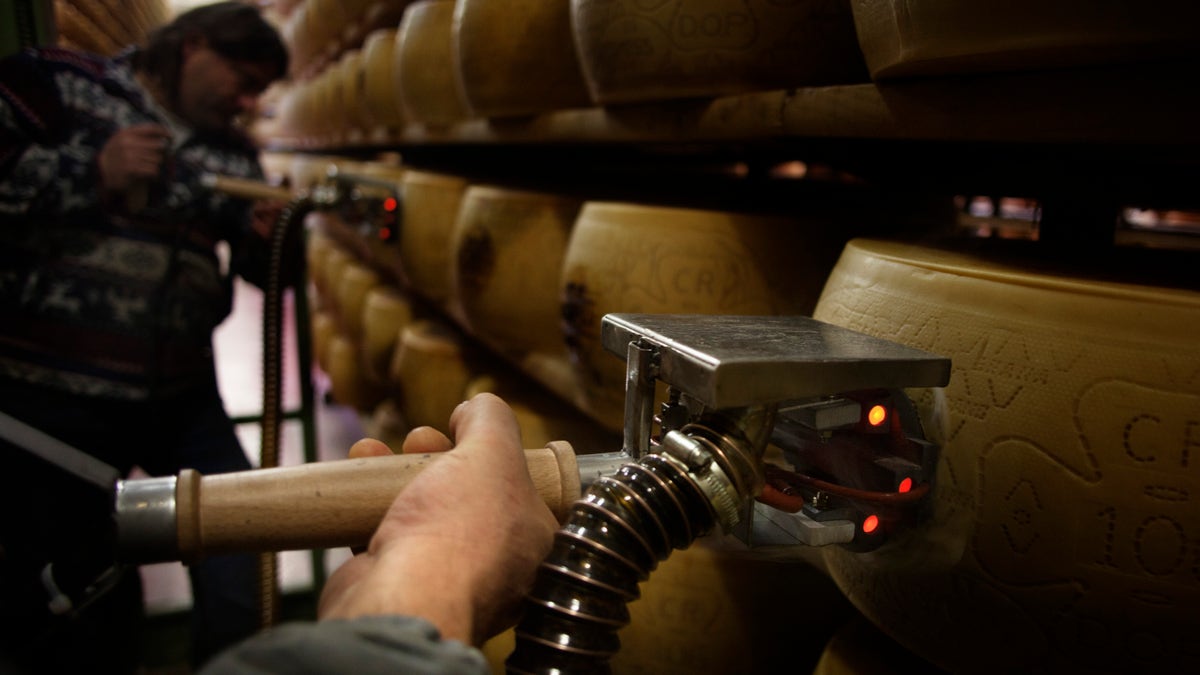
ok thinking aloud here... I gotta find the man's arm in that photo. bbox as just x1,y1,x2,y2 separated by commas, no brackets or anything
200,394,559,673
200,616,490,675
0,51,167,218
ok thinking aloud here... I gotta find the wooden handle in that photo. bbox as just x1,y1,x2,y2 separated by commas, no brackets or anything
202,174,294,202
174,443,579,560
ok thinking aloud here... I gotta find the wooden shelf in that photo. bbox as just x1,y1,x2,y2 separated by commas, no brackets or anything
274,61,1198,147
265,59,1200,211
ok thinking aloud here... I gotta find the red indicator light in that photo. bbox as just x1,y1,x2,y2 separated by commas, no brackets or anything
378,226,392,241
898,477,913,493
867,404,887,427
862,514,880,534
383,197,398,212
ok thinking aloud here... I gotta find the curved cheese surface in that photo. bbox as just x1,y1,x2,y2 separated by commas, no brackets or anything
452,186,581,358
388,320,474,433
394,0,471,126
455,0,592,117
813,238,1200,675
852,0,1200,79
361,285,415,384
400,171,470,307
360,28,405,132
561,201,844,428
570,0,868,104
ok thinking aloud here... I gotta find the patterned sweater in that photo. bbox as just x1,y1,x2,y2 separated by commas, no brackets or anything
0,47,274,400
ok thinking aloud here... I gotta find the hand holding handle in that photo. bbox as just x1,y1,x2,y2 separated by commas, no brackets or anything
118,442,579,562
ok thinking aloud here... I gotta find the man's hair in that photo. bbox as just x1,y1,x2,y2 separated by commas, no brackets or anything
133,2,288,100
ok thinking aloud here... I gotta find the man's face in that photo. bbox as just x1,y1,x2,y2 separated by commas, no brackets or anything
175,38,277,132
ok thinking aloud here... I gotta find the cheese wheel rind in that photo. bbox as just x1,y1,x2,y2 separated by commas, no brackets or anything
814,238,1200,675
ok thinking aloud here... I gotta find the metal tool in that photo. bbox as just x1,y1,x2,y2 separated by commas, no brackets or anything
506,313,950,674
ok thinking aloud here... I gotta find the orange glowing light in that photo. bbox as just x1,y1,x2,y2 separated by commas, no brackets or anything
862,514,880,534
898,477,913,493
867,404,887,426
383,197,398,212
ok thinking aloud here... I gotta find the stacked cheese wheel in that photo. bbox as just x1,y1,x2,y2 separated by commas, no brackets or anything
54,0,166,55
464,374,618,453
569,0,869,104
359,28,406,138
360,285,414,385
450,185,582,359
483,541,856,674
398,169,470,309
454,0,592,118
394,0,470,128
560,201,847,429
814,238,1200,675
851,0,1200,80
386,319,476,433
282,0,406,77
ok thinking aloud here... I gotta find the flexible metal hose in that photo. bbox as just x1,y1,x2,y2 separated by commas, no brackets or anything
506,407,774,674
258,194,315,629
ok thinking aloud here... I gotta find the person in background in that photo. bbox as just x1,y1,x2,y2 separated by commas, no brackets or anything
0,2,290,671
202,394,560,674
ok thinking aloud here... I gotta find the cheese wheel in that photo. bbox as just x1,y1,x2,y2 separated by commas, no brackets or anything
387,320,475,433
327,333,384,412
399,170,469,306
334,49,368,138
480,630,516,675
360,28,405,133
281,80,315,139
813,618,939,675
305,228,335,305
272,85,299,139
454,0,592,118
393,0,471,127
285,0,316,70
309,309,337,374
360,285,415,384
483,542,851,672
319,246,353,313
311,60,346,142
561,201,843,429
852,0,1200,80
570,0,868,105
465,374,619,454
610,540,853,674
306,0,349,63
70,0,128,54
339,0,375,26
54,1,120,55
451,186,581,358
336,0,376,45
317,66,346,141
813,239,1200,675
335,261,381,339
364,397,409,449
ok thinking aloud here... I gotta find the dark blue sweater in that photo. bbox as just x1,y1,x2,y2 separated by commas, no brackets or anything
0,46,272,400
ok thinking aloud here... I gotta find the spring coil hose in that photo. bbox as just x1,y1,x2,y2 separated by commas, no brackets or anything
506,414,768,675
258,194,315,628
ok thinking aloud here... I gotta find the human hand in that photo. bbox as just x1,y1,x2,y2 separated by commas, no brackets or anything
96,124,172,196
318,393,559,646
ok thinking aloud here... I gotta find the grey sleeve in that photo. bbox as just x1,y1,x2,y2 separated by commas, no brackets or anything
199,615,492,675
